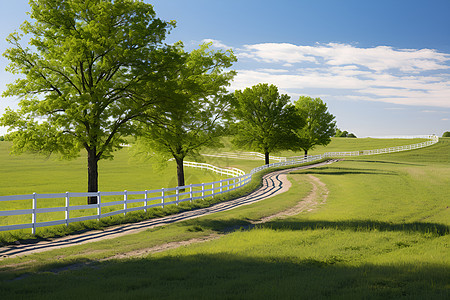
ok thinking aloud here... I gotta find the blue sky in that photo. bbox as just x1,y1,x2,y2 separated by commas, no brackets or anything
1,0,449,137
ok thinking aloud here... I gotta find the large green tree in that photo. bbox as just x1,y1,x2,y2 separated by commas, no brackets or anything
292,96,336,156
136,43,236,187
0,0,174,203
230,83,301,165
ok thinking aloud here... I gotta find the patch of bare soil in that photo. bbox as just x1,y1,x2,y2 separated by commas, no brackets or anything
253,175,328,224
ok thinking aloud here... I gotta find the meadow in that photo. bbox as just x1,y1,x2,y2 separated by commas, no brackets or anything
0,141,228,196
0,138,448,299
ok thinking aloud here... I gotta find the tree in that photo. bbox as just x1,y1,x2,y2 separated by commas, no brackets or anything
443,131,450,137
335,128,356,138
135,43,236,187
230,83,301,165
335,129,348,137
0,0,174,203
292,96,336,156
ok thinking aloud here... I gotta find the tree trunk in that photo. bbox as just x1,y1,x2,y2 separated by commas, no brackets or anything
304,149,308,158
175,157,185,187
87,148,99,204
265,152,270,165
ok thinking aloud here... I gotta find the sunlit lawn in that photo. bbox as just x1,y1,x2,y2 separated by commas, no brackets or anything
0,139,448,299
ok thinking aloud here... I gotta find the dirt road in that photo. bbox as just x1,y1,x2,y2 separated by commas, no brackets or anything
0,160,337,258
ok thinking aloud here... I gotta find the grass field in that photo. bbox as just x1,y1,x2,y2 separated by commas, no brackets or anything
0,138,448,298
0,141,230,239
0,141,228,197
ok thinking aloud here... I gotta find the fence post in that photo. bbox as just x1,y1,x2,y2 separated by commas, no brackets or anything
190,186,193,203
211,182,215,198
97,191,101,221
202,183,205,200
161,188,165,209
65,192,70,227
220,181,223,193
144,190,148,213
124,190,128,216
32,193,37,235
176,186,179,206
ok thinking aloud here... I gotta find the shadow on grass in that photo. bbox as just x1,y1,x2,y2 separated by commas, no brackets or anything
290,166,398,176
188,218,449,236
344,159,424,166
262,220,450,236
0,254,448,299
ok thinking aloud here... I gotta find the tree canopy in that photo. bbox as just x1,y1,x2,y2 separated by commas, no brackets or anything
0,0,174,203
135,42,237,187
292,96,336,156
230,83,301,164
335,129,357,138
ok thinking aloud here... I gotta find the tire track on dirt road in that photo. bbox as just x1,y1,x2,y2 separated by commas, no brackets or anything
0,160,338,259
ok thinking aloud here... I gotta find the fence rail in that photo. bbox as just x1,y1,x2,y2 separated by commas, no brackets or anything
183,161,245,177
0,135,439,234
202,152,286,162
0,174,252,234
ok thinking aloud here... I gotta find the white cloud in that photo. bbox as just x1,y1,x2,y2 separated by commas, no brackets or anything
240,43,317,64
201,39,231,49
231,42,450,108
239,42,450,72
421,110,449,113
256,68,290,73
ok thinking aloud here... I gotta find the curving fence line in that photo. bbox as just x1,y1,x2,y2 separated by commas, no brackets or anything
183,161,245,177
205,135,439,162
0,135,439,234
202,152,286,162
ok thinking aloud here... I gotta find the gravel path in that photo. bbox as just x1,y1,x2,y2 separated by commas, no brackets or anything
0,160,337,259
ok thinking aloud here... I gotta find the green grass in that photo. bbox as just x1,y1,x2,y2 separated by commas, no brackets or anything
0,137,442,240
0,141,228,196
0,139,448,299
0,141,231,241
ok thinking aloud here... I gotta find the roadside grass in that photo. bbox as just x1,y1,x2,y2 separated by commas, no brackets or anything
0,140,448,299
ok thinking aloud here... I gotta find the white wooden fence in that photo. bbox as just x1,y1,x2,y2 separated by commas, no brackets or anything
0,135,439,234
183,161,245,177
202,152,286,162
0,174,252,234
